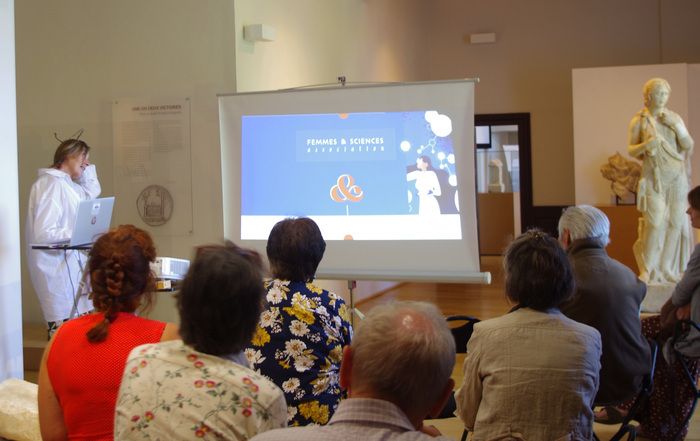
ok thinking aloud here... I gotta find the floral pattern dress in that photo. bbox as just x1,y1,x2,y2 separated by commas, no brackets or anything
245,280,353,426
115,340,287,440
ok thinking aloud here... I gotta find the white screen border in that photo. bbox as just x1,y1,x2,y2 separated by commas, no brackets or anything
219,79,489,283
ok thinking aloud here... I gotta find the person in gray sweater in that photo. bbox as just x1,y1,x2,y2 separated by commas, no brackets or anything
670,185,700,358
558,205,651,415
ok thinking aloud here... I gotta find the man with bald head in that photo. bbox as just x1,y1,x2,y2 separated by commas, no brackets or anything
251,301,456,440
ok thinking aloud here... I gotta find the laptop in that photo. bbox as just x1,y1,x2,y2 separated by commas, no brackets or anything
32,197,115,249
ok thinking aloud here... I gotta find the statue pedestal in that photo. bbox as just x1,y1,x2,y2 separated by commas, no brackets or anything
641,282,674,313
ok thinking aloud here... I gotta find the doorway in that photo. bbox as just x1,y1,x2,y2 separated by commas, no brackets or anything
474,113,533,254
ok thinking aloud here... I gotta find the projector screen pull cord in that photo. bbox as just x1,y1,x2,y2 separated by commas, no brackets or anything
347,279,364,326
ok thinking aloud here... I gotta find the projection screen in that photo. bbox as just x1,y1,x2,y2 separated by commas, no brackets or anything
219,79,489,283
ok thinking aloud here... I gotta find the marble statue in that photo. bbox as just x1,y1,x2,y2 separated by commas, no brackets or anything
488,158,505,193
600,152,641,201
628,77,694,284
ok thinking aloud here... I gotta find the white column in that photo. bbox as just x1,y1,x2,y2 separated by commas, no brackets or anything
0,0,23,381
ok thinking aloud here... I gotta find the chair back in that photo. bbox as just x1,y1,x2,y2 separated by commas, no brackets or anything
446,315,480,353
603,338,658,441
435,315,480,424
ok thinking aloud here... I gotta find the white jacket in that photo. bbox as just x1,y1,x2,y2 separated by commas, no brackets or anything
26,165,101,323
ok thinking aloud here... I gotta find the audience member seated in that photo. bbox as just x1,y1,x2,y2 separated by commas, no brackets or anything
455,229,602,440
115,243,287,440
620,185,700,440
558,205,651,421
250,301,456,441
244,217,353,426
37,225,179,441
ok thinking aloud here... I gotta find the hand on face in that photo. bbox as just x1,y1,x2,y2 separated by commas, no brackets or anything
62,152,89,180
81,153,90,172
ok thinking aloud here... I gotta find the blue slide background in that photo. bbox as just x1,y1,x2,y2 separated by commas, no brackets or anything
241,111,455,216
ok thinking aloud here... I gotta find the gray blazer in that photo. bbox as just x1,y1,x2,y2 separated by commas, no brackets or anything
672,244,700,358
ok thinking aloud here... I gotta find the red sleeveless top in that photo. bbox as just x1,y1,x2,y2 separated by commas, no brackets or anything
47,312,166,440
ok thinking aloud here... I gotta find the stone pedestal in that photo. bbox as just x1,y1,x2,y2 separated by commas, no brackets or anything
641,282,674,313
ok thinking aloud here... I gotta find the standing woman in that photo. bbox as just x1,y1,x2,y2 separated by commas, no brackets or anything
37,225,178,441
26,135,102,337
406,155,442,215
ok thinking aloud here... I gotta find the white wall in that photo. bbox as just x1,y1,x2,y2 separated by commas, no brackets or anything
16,1,700,319
690,64,700,178
423,0,700,206
16,0,238,324
572,63,699,205
0,0,23,380
232,0,430,301
16,0,425,323
234,0,428,92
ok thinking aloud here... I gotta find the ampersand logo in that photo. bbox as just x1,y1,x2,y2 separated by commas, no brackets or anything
330,174,364,203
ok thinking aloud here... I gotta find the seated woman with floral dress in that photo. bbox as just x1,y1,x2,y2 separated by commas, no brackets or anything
115,243,287,440
245,217,353,426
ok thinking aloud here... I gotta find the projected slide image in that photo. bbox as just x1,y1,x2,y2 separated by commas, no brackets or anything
241,110,462,240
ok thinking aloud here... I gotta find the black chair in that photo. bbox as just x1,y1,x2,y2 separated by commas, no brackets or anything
442,315,480,441
597,339,659,441
669,320,700,441
446,315,480,353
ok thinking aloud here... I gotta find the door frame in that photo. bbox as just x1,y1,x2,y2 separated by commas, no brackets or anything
475,113,533,233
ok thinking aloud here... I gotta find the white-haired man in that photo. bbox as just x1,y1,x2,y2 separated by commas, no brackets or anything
251,301,456,441
558,205,651,423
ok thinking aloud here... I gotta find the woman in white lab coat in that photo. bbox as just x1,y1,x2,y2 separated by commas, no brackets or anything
406,155,442,215
26,137,101,338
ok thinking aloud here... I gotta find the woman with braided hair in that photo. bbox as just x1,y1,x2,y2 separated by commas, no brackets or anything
37,225,179,441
